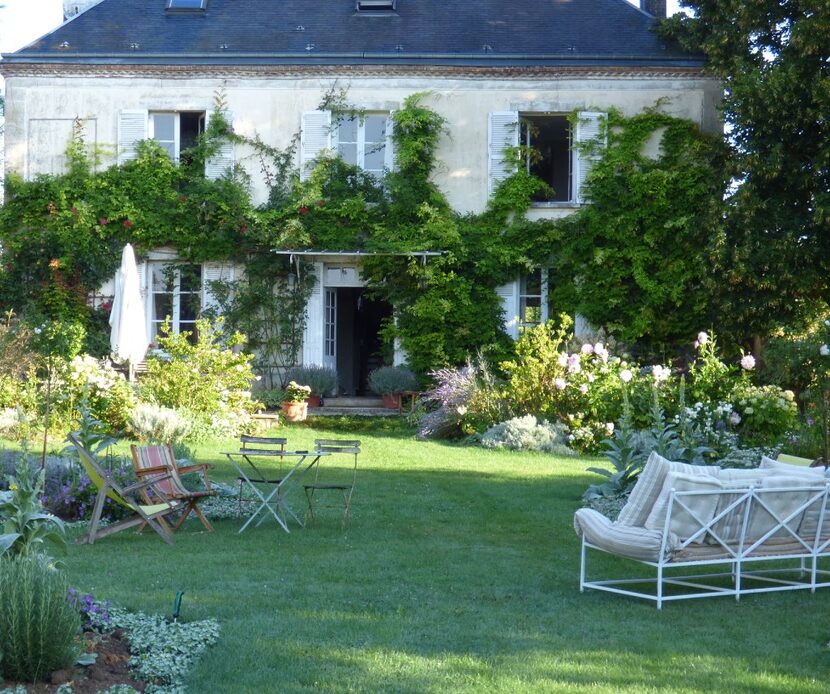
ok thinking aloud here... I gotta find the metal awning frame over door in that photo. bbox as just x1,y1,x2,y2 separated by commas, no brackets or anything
271,250,444,369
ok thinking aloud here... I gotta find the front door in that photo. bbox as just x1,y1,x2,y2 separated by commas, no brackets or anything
335,288,392,396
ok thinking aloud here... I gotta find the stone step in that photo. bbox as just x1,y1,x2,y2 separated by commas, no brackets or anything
323,396,386,408
308,406,398,417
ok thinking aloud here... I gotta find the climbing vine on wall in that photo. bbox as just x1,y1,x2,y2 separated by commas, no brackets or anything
0,90,727,376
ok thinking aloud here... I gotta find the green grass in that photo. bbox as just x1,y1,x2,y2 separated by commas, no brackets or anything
56,418,829,693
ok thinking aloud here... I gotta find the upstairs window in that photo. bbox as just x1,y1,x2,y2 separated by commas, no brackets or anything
488,110,604,204
336,114,390,179
149,111,205,161
300,110,394,181
520,115,571,203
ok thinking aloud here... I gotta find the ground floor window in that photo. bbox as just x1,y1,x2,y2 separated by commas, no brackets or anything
150,264,202,343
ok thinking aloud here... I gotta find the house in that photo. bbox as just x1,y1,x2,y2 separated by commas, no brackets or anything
0,0,720,393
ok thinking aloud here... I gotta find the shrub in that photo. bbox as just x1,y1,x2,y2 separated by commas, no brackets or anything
477,415,575,455
731,384,798,447
0,456,67,558
252,388,286,410
368,365,419,395
284,364,338,397
418,361,505,439
128,402,193,444
140,317,261,438
0,554,81,682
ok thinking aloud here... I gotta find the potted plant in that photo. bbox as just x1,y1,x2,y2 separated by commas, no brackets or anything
284,365,338,407
281,381,312,422
367,365,419,409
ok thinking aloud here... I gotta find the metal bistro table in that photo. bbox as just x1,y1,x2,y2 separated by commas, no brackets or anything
225,448,329,533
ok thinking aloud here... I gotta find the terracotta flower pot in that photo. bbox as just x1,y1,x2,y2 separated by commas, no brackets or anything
382,393,401,410
281,401,308,422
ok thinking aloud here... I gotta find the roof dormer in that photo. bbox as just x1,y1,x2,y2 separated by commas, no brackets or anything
355,0,396,14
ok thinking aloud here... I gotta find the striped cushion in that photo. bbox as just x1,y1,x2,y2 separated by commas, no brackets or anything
132,445,189,497
574,508,675,562
644,472,723,543
616,451,720,528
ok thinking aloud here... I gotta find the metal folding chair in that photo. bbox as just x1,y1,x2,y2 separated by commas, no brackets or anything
304,439,360,528
237,435,287,512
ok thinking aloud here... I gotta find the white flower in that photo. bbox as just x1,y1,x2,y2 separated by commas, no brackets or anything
581,343,594,355
825,320,830,326
554,378,567,390
595,345,609,362
729,412,741,425
567,354,581,374
783,390,794,401
620,369,633,383
605,422,615,435
696,331,709,347
587,373,595,383
740,354,756,370
744,407,754,415
579,384,589,394
821,344,830,357
652,364,671,383
33,327,42,335
456,405,468,416
557,353,569,367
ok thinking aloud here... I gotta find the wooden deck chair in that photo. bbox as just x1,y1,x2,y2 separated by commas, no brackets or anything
304,439,361,529
237,435,288,512
66,433,180,545
130,444,216,533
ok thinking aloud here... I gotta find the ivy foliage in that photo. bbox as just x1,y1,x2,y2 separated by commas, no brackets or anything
0,110,255,337
546,108,729,355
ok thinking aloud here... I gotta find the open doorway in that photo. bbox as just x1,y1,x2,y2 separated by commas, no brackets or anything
334,288,392,396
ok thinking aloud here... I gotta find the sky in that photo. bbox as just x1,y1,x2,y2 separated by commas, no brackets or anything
0,0,685,55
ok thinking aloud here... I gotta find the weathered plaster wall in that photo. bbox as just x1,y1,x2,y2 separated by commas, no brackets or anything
4,72,721,214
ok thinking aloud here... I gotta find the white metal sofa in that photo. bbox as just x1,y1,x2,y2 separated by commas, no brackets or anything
574,452,830,608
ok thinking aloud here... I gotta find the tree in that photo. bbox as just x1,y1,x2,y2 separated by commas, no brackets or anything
660,2,830,338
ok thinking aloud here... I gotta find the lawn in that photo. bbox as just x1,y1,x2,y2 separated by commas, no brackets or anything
58,418,829,693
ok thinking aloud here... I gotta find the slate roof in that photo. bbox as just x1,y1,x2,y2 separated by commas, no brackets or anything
2,0,699,67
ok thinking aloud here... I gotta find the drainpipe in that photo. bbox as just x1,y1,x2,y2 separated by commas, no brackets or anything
640,0,667,17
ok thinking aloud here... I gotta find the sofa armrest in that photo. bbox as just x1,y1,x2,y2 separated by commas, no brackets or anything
575,508,676,563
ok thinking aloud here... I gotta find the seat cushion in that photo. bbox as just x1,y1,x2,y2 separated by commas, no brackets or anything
760,456,828,477
574,507,675,563
616,451,720,528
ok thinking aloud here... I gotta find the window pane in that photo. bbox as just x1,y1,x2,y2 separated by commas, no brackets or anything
152,266,174,292
521,269,542,296
180,293,200,322
179,266,202,293
154,295,173,323
364,144,385,172
364,115,386,143
151,114,176,142
338,117,358,143
338,142,358,166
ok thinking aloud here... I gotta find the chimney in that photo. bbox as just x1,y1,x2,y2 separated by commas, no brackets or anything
640,0,667,17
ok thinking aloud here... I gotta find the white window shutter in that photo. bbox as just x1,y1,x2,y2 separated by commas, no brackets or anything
384,112,395,171
201,262,235,316
496,279,520,340
205,110,235,180
488,111,519,198
300,110,332,181
117,109,148,165
302,262,326,365
573,111,605,205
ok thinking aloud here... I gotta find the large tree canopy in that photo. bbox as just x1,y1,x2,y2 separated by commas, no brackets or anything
661,2,830,337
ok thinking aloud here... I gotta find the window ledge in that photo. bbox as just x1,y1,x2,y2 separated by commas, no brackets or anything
529,201,581,209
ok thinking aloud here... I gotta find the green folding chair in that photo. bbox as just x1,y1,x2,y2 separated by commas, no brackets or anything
304,439,361,529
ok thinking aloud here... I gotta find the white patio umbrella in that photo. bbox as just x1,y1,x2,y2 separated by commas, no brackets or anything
109,243,148,380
